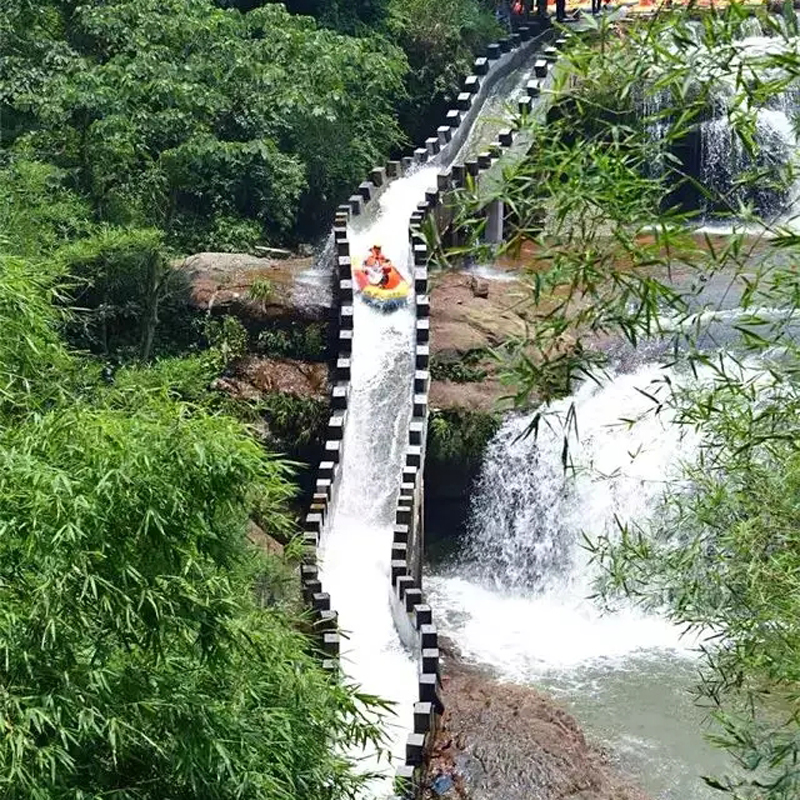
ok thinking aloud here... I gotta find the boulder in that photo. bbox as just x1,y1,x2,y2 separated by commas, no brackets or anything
174,252,333,325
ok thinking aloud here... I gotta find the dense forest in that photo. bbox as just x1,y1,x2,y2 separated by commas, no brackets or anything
0,0,498,795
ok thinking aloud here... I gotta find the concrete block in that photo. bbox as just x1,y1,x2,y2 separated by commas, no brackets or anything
413,604,432,629
499,37,512,53
527,79,541,97
463,74,480,94
425,136,440,156
419,673,444,713
406,733,426,766
518,24,531,41
415,345,430,369
392,540,408,562
331,383,348,411
474,56,489,75
335,357,351,381
317,460,335,481
358,181,373,202
301,532,317,559
339,278,353,302
414,268,427,294
420,624,438,650
451,163,466,186
394,764,419,798
337,255,351,280
416,318,430,344
334,225,347,242
396,504,412,525
315,609,338,632
456,92,472,111
322,632,340,657
304,512,323,535
488,141,502,158
414,702,434,734
465,159,479,176
414,369,429,394
396,574,414,600
300,563,318,584
437,126,452,146
511,32,521,47
413,244,428,266
499,127,513,147
405,587,423,613
425,188,439,207
336,203,351,219
416,201,429,214
393,523,410,544
321,658,337,672
409,419,424,446
386,160,401,178
422,648,440,675
436,170,451,191
402,155,414,173
302,578,322,602
327,412,345,440
406,444,422,469
413,147,428,163
518,95,533,115
477,152,492,170
445,109,461,128
348,194,363,215
369,166,386,186
324,439,342,463
416,296,430,318
315,478,332,499
486,42,501,60
336,239,349,257
412,394,427,418
543,45,558,62
391,559,408,584
338,329,352,355
339,304,353,330
534,58,548,78
312,592,330,612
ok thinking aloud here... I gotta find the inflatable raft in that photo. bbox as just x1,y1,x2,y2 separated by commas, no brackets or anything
354,247,409,313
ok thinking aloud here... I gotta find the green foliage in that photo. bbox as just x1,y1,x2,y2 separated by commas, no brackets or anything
0,158,93,258
255,391,329,448
428,408,500,468
3,0,407,249
0,254,72,415
452,6,800,795
204,315,250,369
257,321,327,361
387,0,500,142
56,226,182,360
249,277,275,306
430,350,488,382
0,253,387,797
0,393,384,799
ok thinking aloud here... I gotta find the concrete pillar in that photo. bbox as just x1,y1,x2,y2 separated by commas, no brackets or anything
486,198,504,244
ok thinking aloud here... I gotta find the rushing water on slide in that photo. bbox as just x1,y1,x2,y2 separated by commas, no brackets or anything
316,45,545,793
427,362,733,798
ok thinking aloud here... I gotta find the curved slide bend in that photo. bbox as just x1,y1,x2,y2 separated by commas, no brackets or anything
301,23,567,799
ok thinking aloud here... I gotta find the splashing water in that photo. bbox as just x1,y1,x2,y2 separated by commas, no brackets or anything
427,362,731,798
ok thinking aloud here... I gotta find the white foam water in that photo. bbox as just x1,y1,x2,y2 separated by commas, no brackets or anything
317,165,439,795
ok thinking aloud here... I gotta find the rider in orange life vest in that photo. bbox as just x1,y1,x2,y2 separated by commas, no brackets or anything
363,244,392,287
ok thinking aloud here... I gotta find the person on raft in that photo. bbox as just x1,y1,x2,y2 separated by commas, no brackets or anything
363,244,392,287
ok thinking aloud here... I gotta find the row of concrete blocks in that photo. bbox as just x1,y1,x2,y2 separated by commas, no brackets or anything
298,234,354,670
392,226,440,798
336,28,542,220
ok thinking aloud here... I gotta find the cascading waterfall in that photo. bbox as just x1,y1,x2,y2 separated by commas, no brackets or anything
428,362,732,798
641,21,800,223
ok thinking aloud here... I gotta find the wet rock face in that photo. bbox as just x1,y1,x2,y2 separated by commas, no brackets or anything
426,644,650,800
175,252,332,324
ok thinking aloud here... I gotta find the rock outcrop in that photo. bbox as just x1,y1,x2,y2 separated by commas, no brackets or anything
175,251,332,325
425,641,651,800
